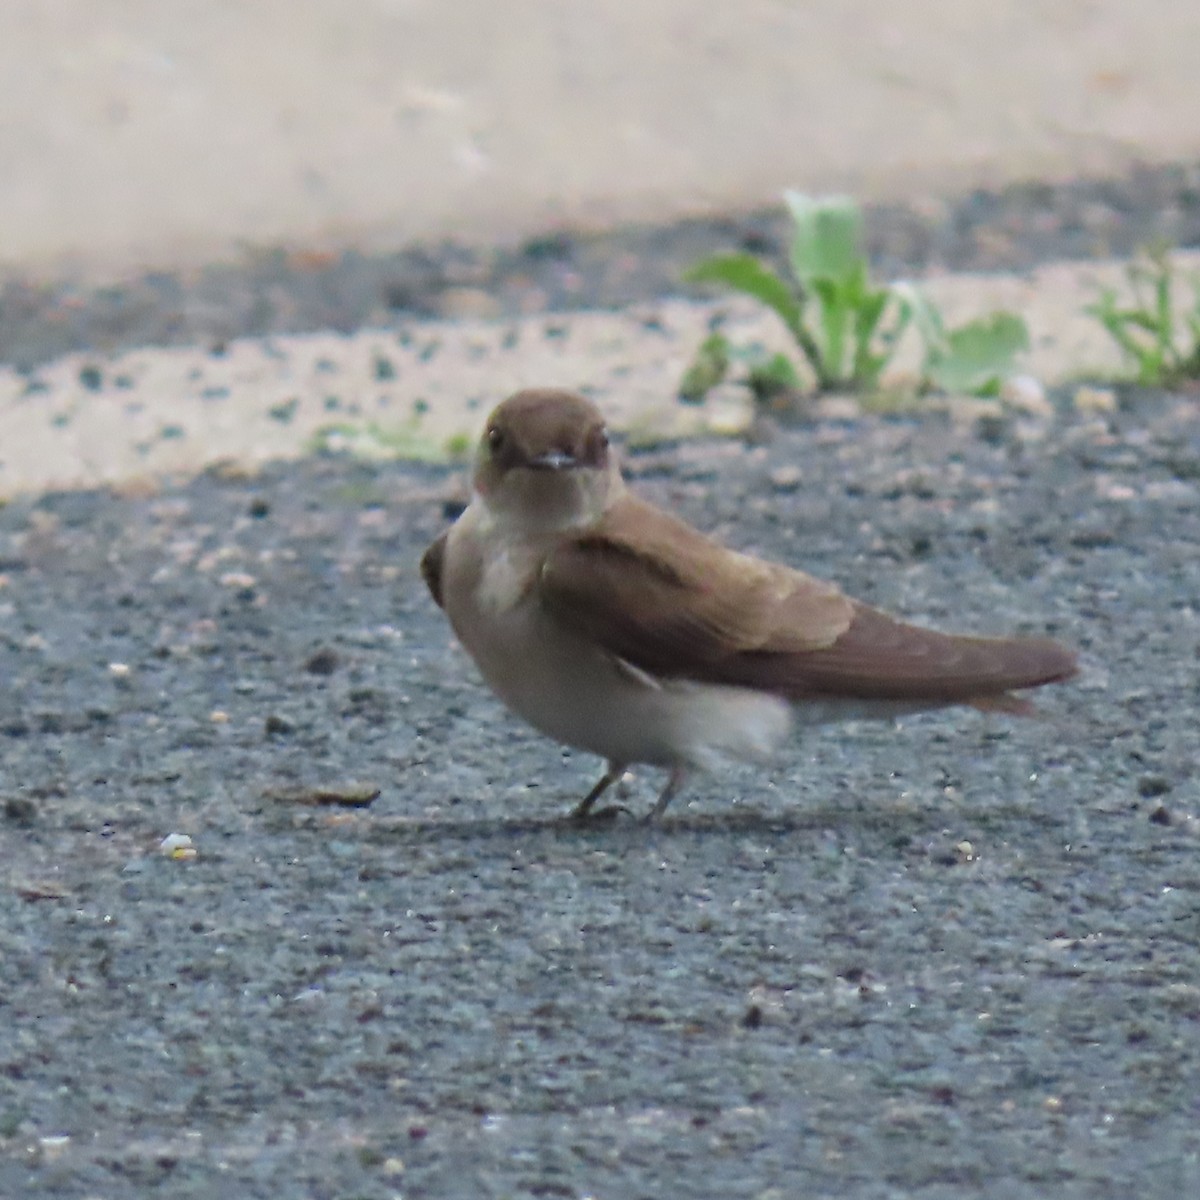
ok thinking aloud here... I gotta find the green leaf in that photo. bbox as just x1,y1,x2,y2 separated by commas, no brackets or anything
892,282,944,350
1084,247,1200,385
685,254,804,336
875,291,914,358
1185,281,1200,350
678,332,731,402
1118,309,1170,337
852,286,890,347
745,352,802,401
1188,277,1200,345
808,276,849,383
926,313,1030,395
851,289,896,388
784,192,864,287
1155,266,1172,336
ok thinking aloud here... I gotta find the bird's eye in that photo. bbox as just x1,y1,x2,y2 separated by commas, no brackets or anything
584,425,610,463
486,426,505,454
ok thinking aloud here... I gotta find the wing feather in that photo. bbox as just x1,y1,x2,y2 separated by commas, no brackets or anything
541,494,853,671
539,496,1077,703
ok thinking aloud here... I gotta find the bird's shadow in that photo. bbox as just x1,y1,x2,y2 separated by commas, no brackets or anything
338,795,1061,849
355,808,825,849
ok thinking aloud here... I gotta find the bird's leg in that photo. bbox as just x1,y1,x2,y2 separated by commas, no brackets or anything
569,761,627,821
644,766,688,822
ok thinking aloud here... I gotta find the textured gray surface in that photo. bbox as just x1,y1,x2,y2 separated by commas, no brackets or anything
2,392,1197,1197
5,163,1200,373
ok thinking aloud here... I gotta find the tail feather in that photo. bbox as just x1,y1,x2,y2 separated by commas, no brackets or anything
736,605,1078,705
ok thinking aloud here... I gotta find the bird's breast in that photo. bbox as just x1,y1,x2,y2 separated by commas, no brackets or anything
441,520,791,770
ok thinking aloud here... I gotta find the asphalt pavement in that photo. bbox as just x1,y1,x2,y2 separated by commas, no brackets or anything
2,387,1197,1198
3,6,1200,1196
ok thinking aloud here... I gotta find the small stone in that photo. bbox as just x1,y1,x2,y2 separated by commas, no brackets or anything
812,395,861,422
976,412,1009,444
1073,386,1117,415
159,833,196,860
1138,775,1171,799
304,648,340,675
437,287,501,320
768,465,803,492
264,782,380,808
1001,374,1052,417
705,404,753,436
1148,805,1173,827
741,1004,764,1029
37,1135,71,1161
4,796,37,825
14,880,68,900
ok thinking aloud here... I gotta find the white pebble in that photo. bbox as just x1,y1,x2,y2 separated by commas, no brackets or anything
159,833,197,860
1000,374,1052,417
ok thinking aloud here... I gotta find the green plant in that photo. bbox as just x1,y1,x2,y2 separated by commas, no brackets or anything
893,285,1030,398
682,192,1029,403
1085,245,1200,386
308,419,472,464
685,193,900,393
679,331,801,408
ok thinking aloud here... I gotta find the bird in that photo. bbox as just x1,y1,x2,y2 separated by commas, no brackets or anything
420,388,1077,821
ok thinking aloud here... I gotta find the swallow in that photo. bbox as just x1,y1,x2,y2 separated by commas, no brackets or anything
421,389,1077,820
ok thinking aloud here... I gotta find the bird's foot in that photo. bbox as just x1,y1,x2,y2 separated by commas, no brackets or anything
566,762,628,822
641,766,688,823
567,802,630,824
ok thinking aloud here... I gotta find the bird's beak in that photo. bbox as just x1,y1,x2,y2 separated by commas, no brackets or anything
527,450,578,471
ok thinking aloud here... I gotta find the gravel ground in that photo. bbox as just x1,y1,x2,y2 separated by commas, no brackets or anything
3,162,1200,371
6,164,1200,500
2,383,1198,1198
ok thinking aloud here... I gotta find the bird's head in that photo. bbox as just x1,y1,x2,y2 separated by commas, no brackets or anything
472,389,622,530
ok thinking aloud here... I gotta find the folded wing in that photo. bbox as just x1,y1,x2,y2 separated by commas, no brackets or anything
540,496,854,672
540,496,1076,706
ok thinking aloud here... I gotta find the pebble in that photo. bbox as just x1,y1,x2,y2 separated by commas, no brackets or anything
768,465,803,492
1001,374,1053,417
159,832,197,860
437,287,503,321
1073,385,1118,414
812,396,861,422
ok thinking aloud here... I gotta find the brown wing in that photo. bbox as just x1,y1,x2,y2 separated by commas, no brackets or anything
420,531,448,609
540,494,855,673
540,495,1076,704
